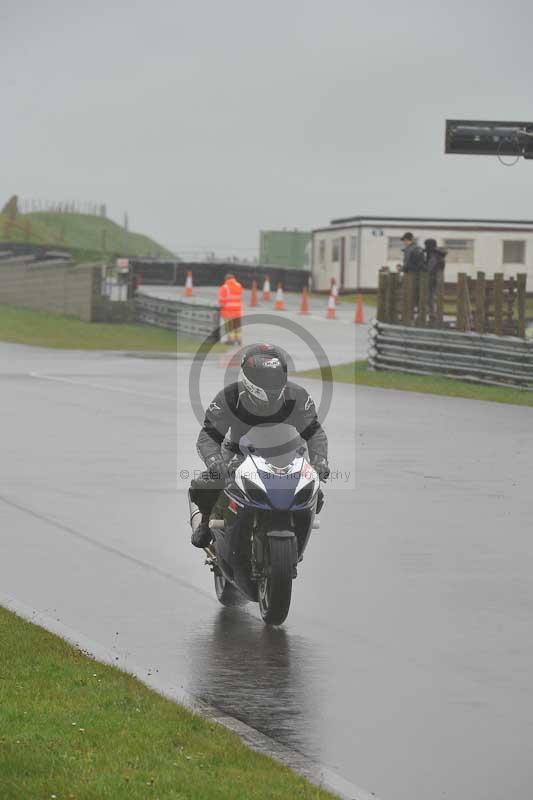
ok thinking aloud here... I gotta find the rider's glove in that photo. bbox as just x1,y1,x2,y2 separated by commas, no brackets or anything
312,458,330,482
206,454,227,481
226,455,244,480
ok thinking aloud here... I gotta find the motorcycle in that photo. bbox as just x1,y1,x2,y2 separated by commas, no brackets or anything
189,424,321,626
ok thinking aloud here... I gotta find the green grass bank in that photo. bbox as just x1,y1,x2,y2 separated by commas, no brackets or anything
0,305,226,353
299,359,533,408
0,606,335,800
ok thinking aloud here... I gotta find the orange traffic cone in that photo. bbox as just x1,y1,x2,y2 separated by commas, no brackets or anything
354,294,365,324
326,294,336,319
274,283,285,310
262,275,271,301
249,279,258,307
184,270,193,297
299,286,309,315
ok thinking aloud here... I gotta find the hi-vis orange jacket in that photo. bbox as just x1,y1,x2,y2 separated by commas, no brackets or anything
217,277,243,320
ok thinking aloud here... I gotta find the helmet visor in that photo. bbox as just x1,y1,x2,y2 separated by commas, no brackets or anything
239,370,285,406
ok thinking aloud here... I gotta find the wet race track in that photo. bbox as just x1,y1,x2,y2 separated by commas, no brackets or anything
1,294,533,799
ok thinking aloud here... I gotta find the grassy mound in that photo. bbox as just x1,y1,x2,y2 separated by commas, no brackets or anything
0,211,172,258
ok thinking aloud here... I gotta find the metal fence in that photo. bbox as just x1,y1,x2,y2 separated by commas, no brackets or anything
368,319,533,389
135,293,220,341
130,259,311,292
0,243,71,262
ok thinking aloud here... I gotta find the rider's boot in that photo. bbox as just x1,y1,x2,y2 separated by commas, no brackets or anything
191,512,212,548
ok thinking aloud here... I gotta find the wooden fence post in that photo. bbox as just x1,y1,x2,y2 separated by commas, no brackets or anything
493,273,503,336
402,272,415,325
466,277,474,331
475,271,486,334
456,274,464,331
389,272,399,324
484,277,492,328
417,272,429,327
435,270,444,326
384,270,395,323
457,273,467,332
506,277,515,331
376,269,388,322
517,273,527,338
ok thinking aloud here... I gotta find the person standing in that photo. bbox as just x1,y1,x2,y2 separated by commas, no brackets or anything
400,232,425,313
424,239,447,319
217,273,243,345
400,232,425,274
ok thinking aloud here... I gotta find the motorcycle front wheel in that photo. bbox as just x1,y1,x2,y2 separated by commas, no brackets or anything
258,537,293,625
214,572,249,607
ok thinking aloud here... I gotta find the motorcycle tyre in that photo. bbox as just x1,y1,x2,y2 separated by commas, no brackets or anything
258,537,293,626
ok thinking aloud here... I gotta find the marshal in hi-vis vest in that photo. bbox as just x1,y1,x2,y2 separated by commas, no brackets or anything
217,277,243,319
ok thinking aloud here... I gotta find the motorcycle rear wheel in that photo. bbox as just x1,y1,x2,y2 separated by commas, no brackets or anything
214,572,249,607
258,538,293,625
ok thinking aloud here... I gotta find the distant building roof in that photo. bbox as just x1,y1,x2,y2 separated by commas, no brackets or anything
312,215,533,234
330,214,533,226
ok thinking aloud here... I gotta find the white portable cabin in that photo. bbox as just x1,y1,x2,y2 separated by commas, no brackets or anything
311,215,533,291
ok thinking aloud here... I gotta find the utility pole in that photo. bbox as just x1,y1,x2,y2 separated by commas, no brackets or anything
123,212,129,254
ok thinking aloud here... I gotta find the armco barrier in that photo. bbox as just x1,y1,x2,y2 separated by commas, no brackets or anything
368,320,533,389
135,293,220,341
0,242,72,262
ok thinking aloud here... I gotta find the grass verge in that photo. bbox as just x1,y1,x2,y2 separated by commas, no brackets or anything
338,293,376,307
298,359,533,408
0,606,335,800
0,305,226,353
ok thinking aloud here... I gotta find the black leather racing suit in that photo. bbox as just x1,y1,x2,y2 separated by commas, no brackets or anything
190,380,328,516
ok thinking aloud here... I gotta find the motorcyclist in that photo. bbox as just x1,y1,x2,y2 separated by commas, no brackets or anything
189,343,329,548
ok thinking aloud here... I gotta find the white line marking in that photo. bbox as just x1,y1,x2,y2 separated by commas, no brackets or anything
29,371,175,402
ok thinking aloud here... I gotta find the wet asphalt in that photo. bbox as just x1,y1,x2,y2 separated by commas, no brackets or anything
1,332,533,799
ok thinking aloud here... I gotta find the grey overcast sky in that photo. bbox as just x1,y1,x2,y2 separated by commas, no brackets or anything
2,0,532,256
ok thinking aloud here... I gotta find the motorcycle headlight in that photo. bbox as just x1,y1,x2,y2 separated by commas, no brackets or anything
243,477,269,504
294,481,316,505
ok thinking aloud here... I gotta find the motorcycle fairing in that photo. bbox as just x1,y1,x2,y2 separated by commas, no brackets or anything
231,454,319,510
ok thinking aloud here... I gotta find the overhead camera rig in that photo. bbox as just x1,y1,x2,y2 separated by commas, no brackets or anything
445,119,533,161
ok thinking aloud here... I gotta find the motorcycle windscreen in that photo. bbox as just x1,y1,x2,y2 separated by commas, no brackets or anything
238,423,305,467
256,469,300,510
